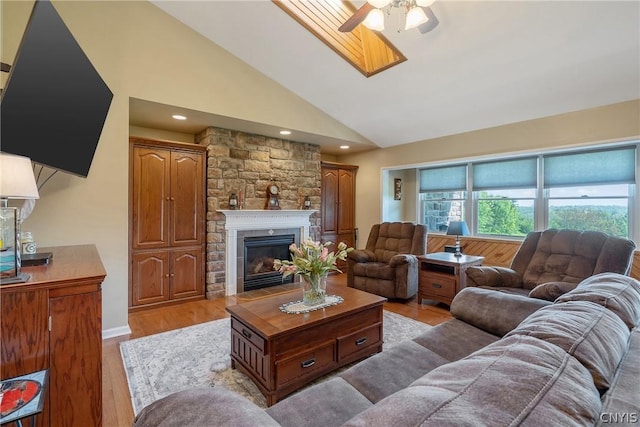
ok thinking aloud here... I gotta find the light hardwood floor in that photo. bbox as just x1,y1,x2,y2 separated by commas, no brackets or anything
102,274,452,427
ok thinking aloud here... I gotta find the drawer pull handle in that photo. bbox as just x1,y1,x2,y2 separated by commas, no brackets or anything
301,358,316,368
242,329,252,339
431,283,442,289
355,337,367,346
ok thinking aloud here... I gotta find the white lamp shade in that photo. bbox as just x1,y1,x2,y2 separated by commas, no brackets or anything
363,8,385,31
405,6,429,30
0,153,39,199
416,0,436,7
367,0,391,8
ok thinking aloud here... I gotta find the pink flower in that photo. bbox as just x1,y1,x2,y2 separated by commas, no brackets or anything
320,247,328,262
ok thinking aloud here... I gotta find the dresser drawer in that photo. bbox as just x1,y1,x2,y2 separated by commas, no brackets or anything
275,341,336,387
421,272,456,298
337,323,382,361
231,318,265,352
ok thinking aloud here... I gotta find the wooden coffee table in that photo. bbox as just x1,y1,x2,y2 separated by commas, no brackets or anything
225,284,387,406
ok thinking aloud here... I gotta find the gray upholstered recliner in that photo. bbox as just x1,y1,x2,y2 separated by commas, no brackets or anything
347,222,427,299
465,228,636,301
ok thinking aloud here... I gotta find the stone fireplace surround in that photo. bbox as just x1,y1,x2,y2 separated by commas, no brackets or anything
219,210,316,296
195,126,322,299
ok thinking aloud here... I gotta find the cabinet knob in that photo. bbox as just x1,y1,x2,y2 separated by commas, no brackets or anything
165,274,170,278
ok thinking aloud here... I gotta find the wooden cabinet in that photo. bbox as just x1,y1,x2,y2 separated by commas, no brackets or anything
321,162,358,268
129,138,206,309
0,245,106,427
418,252,484,306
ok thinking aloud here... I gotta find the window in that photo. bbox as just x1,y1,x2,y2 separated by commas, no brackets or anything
477,189,535,237
419,165,466,232
415,144,637,240
547,184,631,238
473,157,537,238
420,191,466,232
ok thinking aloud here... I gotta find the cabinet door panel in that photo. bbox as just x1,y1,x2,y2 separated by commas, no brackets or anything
170,248,204,299
49,291,102,427
321,167,339,234
337,169,355,234
132,147,170,249
0,290,49,379
132,251,170,305
171,151,204,246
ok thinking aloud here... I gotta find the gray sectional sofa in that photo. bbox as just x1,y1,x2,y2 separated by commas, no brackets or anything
133,272,640,426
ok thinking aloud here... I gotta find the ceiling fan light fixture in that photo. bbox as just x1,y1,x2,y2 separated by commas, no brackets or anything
367,0,391,8
415,0,435,7
363,8,385,31
405,6,429,30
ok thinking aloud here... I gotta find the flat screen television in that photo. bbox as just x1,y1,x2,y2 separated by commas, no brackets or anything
0,0,113,178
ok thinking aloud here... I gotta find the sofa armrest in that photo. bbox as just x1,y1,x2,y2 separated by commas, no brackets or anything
347,249,376,263
389,254,417,268
465,266,524,288
450,287,552,336
133,387,280,427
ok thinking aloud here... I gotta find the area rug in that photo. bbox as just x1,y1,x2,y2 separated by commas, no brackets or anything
120,310,431,415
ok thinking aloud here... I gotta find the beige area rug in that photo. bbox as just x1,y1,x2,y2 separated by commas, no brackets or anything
121,310,431,414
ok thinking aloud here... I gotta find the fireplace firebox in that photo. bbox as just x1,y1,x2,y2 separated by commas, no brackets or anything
243,234,295,291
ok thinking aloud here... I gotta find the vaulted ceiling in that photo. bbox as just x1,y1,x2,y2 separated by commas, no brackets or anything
140,1,639,152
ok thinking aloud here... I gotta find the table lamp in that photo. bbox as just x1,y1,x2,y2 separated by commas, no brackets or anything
0,153,40,284
446,220,469,257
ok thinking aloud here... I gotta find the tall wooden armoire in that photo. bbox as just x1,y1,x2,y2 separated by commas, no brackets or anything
321,162,358,270
129,138,206,309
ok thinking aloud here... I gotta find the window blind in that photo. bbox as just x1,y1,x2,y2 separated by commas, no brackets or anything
419,165,466,192
544,146,636,188
473,157,537,191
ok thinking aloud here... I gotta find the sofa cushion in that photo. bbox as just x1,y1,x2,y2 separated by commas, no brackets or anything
352,262,394,280
450,287,551,337
132,387,280,427
506,300,630,392
343,335,602,426
339,340,448,403
266,377,371,427
528,281,579,301
412,318,499,361
599,328,640,424
556,273,640,329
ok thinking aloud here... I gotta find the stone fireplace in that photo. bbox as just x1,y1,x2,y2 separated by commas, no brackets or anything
220,209,316,296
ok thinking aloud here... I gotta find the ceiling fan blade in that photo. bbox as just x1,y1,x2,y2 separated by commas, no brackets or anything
418,7,439,34
338,3,375,32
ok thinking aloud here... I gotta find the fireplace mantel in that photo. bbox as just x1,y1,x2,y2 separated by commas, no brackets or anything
219,210,317,295
219,210,317,231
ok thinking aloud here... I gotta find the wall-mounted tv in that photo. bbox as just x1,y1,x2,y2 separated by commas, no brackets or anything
1,0,113,178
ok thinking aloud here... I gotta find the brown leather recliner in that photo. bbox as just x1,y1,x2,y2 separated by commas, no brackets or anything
347,222,428,299
465,229,636,301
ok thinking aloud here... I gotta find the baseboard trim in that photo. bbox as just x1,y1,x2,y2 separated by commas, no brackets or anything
103,325,132,340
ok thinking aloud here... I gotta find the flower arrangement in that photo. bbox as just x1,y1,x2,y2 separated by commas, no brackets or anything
274,239,353,305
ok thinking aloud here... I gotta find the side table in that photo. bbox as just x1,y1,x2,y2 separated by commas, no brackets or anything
0,369,48,427
418,252,484,306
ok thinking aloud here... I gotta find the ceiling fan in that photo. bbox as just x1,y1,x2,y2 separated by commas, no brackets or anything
339,0,439,34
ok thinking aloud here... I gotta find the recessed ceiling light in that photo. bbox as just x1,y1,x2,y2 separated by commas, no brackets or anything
340,145,350,149
279,130,291,135
172,114,187,120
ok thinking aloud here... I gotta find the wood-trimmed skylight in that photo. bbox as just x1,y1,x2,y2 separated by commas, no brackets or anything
273,0,407,77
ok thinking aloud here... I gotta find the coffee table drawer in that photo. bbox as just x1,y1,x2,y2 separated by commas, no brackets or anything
275,341,336,387
337,323,382,361
231,318,265,352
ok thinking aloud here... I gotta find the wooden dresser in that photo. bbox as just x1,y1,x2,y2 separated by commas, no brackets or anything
0,245,106,427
